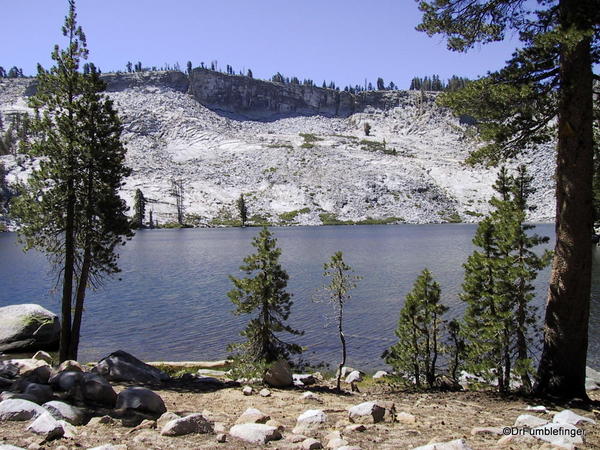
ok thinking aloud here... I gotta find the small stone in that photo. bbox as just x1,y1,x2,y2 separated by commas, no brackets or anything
470,427,503,436
553,409,596,425
344,371,362,384
229,423,282,445
235,407,270,424
327,438,349,449
293,409,328,435
216,433,227,443
514,414,548,428
160,413,214,436
43,400,88,425
287,434,308,443
525,405,550,413
242,385,253,396
31,352,52,365
345,424,366,432
348,402,385,424
0,399,46,421
87,415,116,426
302,437,323,449
396,412,416,424
259,388,271,397
302,392,322,402
87,445,127,450
412,438,473,450
372,371,388,379
127,419,157,433
214,421,227,433
25,412,64,441
336,446,362,450
157,411,180,429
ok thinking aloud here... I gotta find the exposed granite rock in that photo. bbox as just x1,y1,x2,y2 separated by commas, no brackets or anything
0,304,60,352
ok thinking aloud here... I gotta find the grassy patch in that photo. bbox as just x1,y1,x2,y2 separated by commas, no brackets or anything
360,139,397,155
262,167,277,174
266,142,294,149
441,211,462,223
355,217,404,225
249,214,270,226
464,210,484,217
299,133,323,149
210,208,242,227
319,212,351,225
279,208,310,223
159,221,193,229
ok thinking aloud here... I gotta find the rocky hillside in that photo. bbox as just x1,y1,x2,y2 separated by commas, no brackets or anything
0,70,555,228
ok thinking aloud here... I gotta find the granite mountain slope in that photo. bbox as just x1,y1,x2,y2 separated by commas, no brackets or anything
0,71,554,227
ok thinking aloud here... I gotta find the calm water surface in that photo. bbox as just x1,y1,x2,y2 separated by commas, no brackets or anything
1,224,599,370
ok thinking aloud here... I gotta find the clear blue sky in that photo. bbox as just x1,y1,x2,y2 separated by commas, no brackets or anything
0,0,522,89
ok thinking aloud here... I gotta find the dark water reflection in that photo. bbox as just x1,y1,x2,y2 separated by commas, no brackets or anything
0,224,598,370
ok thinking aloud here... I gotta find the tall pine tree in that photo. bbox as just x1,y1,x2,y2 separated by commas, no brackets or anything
227,227,303,364
460,166,550,392
384,269,447,389
417,0,598,399
12,1,132,362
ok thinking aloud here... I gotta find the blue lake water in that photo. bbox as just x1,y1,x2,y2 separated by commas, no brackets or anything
1,224,599,370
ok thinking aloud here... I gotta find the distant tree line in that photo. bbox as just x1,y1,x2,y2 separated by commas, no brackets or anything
409,74,470,92
0,66,26,78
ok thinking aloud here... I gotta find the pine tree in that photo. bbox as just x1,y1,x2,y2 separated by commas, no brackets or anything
384,269,447,389
417,0,598,398
316,251,360,391
11,1,132,362
227,227,303,364
363,122,371,136
186,61,192,75
237,194,248,227
460,166,550,392
132,188,146,229
377,77,385,90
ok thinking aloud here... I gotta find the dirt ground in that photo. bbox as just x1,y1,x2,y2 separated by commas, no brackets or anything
1,376,599,450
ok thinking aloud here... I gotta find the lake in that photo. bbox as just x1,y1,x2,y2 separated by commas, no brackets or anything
1,224,599,371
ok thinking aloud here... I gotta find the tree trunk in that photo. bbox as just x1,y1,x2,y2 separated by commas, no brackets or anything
535,0,594,399
337,303,346,392
59,189,75,363
69,246,91,361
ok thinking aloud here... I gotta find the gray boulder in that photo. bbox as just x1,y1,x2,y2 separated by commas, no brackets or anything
235,407,270,424
0,398,46,421
116,387,166,417
229,423,282,445
25,412,64,440
263,360,293,387
292,409,328,435
81,373,117,407
22,383,53,404
160,413,214,436
0,304,60,352
43,400,88,425
93,350,169,383
348,402,385,424
49,370,84,392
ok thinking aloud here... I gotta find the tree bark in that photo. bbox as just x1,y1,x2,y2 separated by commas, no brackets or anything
69,246,91,361
535,0,594,399
59,189,75,363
